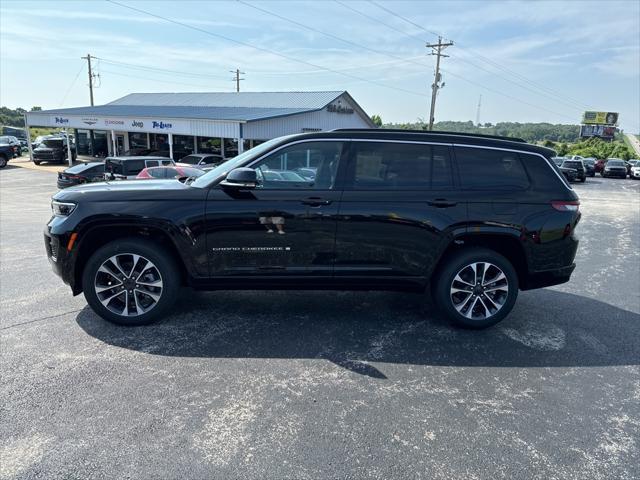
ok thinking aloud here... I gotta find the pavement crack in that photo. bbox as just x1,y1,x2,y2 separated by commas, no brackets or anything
0,309,83,330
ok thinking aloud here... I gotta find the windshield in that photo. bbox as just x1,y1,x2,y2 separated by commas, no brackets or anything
607,160,624,166
191,136,290,188
0,136,10,143
42,139,64,148
179,155,201,165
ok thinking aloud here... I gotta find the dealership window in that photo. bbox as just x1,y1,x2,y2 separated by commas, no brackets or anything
150,133,168,151
75,129,90,155
196,136,221,154
128,132,148,150
224,138,239,158
92,130,109,157
171,135,194,159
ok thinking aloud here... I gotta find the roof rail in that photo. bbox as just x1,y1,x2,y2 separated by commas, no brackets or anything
330,128,527,143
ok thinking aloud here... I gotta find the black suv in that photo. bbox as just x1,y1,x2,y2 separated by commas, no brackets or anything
33,136,76,165
45,130,580,328
561,159,586,182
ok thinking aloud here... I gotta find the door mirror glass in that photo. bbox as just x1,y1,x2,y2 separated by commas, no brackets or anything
220,167,258,189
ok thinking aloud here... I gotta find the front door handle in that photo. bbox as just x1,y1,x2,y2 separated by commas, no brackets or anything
301,197,332,207
428,199,458,208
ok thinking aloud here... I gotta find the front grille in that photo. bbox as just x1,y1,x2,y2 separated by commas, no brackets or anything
45,235,59,261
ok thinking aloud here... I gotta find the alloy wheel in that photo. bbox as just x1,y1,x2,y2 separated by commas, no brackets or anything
94,253,163,317
450,262,509,320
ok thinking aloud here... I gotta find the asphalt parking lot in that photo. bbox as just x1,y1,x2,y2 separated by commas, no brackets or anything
1,164,639,479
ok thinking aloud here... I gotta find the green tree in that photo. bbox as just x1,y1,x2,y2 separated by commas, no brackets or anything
370,114,382,127
30,106,42,111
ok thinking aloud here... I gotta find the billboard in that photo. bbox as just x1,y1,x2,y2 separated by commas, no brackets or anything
582,111,619,125
580,125,616,139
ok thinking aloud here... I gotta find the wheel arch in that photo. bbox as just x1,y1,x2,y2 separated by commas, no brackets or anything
72,221,189,294
432,230,529,288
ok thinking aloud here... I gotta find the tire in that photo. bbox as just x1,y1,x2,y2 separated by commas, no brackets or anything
580,177,586,183
33,160,40,165
432,248,519,329
82,238,180,326
0,155,7,168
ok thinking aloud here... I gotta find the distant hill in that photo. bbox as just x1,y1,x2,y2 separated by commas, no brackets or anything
383,120,581,143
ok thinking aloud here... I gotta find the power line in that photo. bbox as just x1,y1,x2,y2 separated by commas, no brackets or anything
105,0,428,98
94,56,231,79
99,68,228,89
58,64,85,107
366,0,593,112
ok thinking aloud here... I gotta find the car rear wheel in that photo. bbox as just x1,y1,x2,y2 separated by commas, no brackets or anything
432,248,518,329
82,238,180,326
0,155,7,168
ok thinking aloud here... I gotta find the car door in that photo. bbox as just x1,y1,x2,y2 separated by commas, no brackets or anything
334,140,467,281
205,140,347,277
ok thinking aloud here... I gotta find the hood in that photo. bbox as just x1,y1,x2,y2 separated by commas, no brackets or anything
52,178,198,203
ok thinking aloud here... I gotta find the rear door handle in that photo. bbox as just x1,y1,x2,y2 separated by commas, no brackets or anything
428,199,458,208
301,197,332,207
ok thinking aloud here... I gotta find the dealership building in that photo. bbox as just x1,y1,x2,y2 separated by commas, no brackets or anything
24,91,374,159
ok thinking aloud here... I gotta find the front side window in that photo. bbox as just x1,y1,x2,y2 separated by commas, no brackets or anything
348,142,452,190
147,168,166,179
455,147,529,190
250,141,344,190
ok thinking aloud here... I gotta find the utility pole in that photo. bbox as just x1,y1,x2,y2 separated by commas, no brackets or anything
81,54,98,106
230,68,245,92
476,94,482,126
81,53,99,156
426,36,453,130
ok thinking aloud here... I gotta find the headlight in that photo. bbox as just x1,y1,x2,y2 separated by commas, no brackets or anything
52,200,76,217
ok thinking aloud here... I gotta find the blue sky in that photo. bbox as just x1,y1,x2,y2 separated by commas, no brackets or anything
1,0,639,132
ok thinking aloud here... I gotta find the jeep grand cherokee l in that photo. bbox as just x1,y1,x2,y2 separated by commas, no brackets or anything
45,130,580,329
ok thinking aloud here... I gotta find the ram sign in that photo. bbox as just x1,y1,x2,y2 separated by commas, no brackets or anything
582,111,619,125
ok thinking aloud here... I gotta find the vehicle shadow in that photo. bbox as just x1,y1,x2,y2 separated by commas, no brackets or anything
76,289,640,378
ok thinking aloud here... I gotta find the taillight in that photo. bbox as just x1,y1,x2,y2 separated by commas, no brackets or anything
551,201,580,212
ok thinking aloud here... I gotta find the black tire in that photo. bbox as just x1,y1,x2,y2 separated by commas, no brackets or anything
580,177,586,182
33,160,40,165
82,238,180,326
432,248,519,329
0,155,7,168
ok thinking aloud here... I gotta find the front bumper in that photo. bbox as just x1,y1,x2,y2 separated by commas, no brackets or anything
44,226,79,293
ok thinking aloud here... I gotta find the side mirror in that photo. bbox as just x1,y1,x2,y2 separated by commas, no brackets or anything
220,167,258,189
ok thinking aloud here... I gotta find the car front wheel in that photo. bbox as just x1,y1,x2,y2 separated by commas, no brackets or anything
432,248,518,329
82,238,180,326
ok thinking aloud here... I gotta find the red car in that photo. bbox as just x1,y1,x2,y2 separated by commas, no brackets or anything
136,165,205,180
595,159,606,173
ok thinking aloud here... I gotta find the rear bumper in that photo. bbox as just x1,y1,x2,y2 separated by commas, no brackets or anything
521,263,575,290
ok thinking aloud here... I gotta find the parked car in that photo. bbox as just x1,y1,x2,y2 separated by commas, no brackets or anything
581,158,596,177
0,140,17,168
558,166,577,182
57,162,106,189
602,159,627,178
33,137,76,165
561,159,586,182
630,164,640,180
551,156,565,167
625,159,640,177
177,153,225,169
595,158,607,173
104,156,174,180
0,135,22,157
294,167,317,180
565,155,584,161
136,165,205,180
45,130,581,329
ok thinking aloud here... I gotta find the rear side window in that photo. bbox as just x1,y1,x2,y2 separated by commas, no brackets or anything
455,147,529,190
147,168,165,179
349,142,452,189
124,160,145,175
